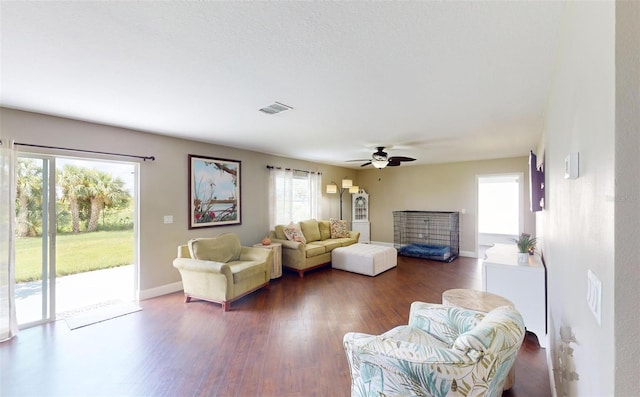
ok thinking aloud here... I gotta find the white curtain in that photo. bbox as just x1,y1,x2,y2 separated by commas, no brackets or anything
309,171,322,220
269,168,293,229
268,168,322,229
0,142,18,341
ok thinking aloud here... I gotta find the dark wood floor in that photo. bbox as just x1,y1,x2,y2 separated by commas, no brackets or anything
0,255,551,397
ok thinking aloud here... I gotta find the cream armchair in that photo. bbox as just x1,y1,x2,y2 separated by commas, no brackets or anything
173,233,273,311
343,302,525,397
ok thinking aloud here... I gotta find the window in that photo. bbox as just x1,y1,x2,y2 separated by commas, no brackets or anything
268,168,321,228
478,174,521,236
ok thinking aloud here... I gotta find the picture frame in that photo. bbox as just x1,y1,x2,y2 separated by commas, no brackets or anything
188,154,241,228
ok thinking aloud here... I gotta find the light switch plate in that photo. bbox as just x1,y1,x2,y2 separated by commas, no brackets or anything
163,215,173,224
587,269,602,325
565,152,579,179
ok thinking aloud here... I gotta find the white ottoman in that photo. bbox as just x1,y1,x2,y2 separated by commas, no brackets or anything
332,243,397,276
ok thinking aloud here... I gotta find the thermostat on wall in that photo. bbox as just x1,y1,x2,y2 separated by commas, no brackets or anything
564,152,579,180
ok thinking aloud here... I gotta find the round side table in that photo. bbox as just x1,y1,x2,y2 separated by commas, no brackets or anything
442,288,516,390
253,243,282,279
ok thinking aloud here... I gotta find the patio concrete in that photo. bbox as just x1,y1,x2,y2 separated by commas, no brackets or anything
15,265,135,324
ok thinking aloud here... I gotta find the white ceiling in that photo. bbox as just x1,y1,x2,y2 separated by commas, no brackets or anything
0,1,565,168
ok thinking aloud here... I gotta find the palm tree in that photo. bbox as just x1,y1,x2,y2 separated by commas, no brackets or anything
57,165,89,233
85,169,129,232
15,159,43,237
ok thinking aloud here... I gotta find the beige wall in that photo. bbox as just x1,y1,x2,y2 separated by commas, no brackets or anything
0,108,356,297
354,157,536,255
536,1,638,395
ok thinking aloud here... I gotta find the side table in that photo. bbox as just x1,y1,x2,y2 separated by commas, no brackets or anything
442,288,517,391
253,243,282,279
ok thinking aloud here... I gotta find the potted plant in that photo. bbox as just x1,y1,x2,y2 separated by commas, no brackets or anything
512,233,536,264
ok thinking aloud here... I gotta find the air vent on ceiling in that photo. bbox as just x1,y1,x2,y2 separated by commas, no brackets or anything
259,101,293,115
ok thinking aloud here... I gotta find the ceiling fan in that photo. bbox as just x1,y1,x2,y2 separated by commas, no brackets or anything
350,147,416,169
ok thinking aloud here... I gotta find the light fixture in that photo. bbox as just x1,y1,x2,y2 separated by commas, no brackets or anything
372,159,388,169
326,177,358,219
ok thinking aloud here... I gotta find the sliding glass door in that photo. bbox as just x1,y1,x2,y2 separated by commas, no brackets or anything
14,155,55,326
14,154,137,328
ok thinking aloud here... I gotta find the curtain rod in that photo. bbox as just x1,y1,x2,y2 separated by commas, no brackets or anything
266,165,321,175
12,142,155,161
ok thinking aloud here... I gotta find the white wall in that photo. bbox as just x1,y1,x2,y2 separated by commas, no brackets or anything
614,1,640,395
538,1,639,395
0,108,356,298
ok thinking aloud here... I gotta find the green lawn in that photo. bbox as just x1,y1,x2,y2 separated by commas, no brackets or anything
15,230,134,283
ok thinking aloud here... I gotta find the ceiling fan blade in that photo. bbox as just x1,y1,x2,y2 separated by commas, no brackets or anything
387,159,401,167
388,156,416,162
360,162,372,167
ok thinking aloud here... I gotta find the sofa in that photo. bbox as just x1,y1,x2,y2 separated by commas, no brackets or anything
268,219,360,277
173,233,273,311
343,302,526,397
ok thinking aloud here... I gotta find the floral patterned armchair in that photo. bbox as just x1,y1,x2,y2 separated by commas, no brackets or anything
343,302,525,397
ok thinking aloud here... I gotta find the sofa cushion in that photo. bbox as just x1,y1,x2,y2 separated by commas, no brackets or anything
330,218,350,238
319,220,332,240
300,219,321,243
229,260,265,283
305,243,326,258
322,239,342,252
274,224,288,240
283,222,307,244
188,233,241,263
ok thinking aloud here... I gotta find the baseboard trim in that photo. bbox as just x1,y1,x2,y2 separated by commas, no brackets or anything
370,241,395,247
546,334,557,397
459,250,476,258
138,281,183,301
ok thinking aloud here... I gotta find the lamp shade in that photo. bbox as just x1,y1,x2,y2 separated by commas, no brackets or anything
341,179,353,188
349,186,360,194
326,184,338,194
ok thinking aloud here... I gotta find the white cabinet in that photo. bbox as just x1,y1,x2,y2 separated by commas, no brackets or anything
482,243,547,346
352,190,370,243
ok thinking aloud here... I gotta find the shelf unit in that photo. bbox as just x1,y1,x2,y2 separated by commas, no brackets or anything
352,190,370,243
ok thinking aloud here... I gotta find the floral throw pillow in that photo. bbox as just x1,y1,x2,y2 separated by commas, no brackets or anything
283,222,306,244
330,218,349,239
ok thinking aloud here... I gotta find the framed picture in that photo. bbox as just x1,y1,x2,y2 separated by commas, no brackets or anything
189,155,241,228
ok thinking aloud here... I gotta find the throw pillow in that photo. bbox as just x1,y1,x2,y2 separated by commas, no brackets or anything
453,306,516,353
329,218,349,239
283,222,306,244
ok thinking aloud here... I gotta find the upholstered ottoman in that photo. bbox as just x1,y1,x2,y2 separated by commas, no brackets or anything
332,243,397,276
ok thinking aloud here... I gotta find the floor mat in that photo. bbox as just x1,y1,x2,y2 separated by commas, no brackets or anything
64,301,142,330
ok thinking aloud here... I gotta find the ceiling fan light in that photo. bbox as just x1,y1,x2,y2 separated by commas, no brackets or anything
372,159,388,169
372,153,386,161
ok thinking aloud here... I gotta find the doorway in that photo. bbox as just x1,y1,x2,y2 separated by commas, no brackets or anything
476,174,523,258
14,154,138,328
